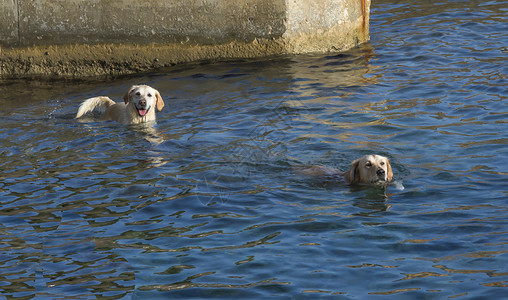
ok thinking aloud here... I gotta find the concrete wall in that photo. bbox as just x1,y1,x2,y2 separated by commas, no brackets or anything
0,0,18,46
0,0,370,77
3,0,287,46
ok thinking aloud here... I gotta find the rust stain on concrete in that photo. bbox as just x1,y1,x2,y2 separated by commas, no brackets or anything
0,0,371,78
361,0,367,41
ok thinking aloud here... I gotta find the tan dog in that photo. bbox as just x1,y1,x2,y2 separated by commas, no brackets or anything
298,154,394,185
76,85,164,125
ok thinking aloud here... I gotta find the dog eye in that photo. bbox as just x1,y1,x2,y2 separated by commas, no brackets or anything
136,92,141,96
366,161,372,167
147,93,152,97
380,162,385,166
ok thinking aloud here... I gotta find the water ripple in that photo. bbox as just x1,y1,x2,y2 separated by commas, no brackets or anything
1,0,508,298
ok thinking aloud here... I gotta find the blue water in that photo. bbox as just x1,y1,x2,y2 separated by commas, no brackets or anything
1,0,507,299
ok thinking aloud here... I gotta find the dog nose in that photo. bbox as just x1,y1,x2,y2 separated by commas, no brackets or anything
376,169,385,176
139,99,146,106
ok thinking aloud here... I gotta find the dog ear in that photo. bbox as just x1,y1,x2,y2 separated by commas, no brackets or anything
155,91,165,111
124,86,135,104
344,159,361,185
386,158,393,181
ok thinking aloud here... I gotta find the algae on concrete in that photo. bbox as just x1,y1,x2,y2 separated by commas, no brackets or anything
0,0,370,78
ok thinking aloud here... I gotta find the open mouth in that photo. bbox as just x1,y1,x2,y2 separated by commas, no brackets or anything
136,105,151,117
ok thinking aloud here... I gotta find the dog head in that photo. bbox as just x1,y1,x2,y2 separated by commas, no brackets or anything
344,154,393,185
123,85,164,117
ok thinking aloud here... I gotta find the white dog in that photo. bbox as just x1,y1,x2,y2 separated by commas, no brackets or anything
76,85,164,125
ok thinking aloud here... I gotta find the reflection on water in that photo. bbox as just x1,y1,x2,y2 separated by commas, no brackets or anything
1,0,508,298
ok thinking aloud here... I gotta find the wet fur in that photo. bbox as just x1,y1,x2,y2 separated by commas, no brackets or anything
76,85,164,125
343,155,393,185
297,154,394,186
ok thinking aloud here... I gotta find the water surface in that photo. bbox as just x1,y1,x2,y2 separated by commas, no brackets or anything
1,0,507,299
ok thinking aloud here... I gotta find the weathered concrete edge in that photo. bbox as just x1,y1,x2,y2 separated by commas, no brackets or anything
0,39,287,78
0,32,366,78
0,0,371,78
